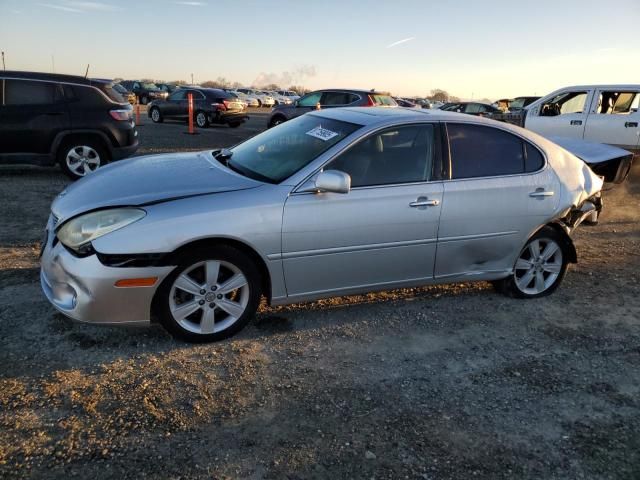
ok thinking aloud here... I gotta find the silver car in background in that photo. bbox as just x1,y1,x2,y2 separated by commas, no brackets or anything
41,108,606,342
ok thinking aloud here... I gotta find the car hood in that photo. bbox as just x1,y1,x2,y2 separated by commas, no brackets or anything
51,151,262,223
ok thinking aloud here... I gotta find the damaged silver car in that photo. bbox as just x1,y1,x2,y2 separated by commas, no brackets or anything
41,107,624,342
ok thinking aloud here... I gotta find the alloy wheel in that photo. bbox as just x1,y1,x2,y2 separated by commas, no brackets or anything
196,112,207,128
65,146,101,177
513,238,563,295
151,108,160,122
169,260,249,335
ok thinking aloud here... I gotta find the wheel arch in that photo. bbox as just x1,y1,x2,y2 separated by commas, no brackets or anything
532,222,578,264
52,131,113,158
162,237,273,302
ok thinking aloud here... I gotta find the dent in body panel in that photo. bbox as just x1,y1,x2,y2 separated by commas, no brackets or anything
435,168,561,278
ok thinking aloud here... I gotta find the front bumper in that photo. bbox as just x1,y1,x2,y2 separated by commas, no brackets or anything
40,216,172,325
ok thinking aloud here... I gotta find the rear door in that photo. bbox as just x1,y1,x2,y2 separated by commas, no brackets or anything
436,122,560,280
584,88,640,151
525,89,593,139
0,79,69,157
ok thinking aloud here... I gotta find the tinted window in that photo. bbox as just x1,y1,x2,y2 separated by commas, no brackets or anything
448,124,526,179
298,92,322,107
4,80,59,105
524,142,544,172
229,114,360,183
169,90,186,101
329,125,435,187
370,94,396,106
96,82,125,103
69,85,108,106
322,92,353,106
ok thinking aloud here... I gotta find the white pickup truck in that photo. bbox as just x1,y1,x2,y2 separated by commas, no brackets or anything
523,84,640,153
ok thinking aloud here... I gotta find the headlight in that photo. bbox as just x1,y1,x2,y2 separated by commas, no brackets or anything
57,208,146,250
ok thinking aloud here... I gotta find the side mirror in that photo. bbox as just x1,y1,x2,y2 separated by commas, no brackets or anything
313,170,351,194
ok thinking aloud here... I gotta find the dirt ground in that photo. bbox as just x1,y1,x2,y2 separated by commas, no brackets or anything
0,132,639,478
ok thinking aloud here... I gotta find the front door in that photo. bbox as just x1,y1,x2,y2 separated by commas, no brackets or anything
436,123,560,279
525,89,593,139
281,123,443,299
584,89,640,151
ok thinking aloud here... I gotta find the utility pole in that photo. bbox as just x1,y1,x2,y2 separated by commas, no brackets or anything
191,73,194,85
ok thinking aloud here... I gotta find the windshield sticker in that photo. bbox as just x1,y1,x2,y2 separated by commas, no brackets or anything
306,126,339,141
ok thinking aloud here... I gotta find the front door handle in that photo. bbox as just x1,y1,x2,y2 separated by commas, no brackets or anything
529,190,554,198
410,197,440,208
625,122,638,128
570,120,583,126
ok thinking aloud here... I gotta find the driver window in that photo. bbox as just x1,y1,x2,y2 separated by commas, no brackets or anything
327,125,435,187
540,91,587,116
169,90,186,101
298,92,322,107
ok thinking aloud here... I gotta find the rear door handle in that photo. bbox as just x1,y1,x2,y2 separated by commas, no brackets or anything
410,198,440,207
625,122,638,128
529,190,554,198
570,120,582,126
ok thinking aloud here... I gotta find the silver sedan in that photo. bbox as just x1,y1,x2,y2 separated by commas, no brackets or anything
41,108,606,342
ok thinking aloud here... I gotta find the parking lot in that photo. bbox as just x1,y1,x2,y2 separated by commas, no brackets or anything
1,110,639,479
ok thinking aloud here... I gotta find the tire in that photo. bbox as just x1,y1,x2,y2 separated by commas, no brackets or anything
498,227,569,299
268,116,286,128
150,107,163,123
154,246,262,343
57,138,109,180
195,111,209,128
140,95,149,105
228,122,242,128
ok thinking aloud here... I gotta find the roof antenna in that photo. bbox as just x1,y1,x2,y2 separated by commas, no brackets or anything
84,63,90,79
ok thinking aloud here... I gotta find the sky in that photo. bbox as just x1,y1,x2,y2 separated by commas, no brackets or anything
1,0,639,100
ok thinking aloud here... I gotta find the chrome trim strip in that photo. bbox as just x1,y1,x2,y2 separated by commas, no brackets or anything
279,238,437,260
437,230,518,243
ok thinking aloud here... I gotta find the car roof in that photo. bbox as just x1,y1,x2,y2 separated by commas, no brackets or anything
308,106,530,129
1,70,110,86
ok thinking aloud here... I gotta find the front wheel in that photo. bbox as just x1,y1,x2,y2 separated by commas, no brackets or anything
498,227,569,298
155,246,262,342
268,116,286,128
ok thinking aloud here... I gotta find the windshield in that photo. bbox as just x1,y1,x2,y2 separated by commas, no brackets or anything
228,114,361,183
143,82,160,91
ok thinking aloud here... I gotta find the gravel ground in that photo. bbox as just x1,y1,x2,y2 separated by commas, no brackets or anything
0,118,639,479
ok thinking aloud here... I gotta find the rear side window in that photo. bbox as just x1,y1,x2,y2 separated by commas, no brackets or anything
322,92,355,106
370,94,396,106
4,80,59,105
97,83,125,103
448,124,543,179
69,85,109,106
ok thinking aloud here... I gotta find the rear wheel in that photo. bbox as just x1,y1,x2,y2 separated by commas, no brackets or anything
498,227,569,298
150,107,163,123
155,246,262,342
195,111,209,128
58,138,109,180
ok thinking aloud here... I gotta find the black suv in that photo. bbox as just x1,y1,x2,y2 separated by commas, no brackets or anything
119,80,167,105
267,89,397,128
148,87,248,128
0,71,139,180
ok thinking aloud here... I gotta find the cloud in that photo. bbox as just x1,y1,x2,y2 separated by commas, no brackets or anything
174,1,208,5
252,65,317,88
386,37,415,49
38,3,82,12
38,1,122,13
